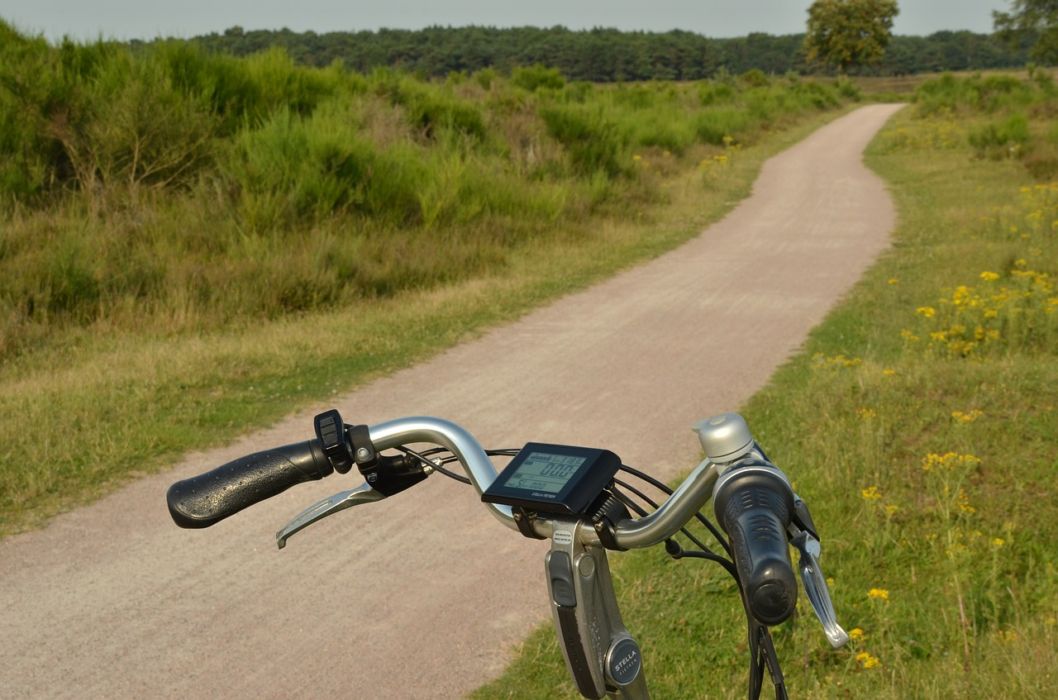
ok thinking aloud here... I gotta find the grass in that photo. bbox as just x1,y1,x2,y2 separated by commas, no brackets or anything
472,83,1058,697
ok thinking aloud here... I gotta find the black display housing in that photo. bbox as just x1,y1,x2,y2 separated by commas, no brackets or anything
482,442,622,517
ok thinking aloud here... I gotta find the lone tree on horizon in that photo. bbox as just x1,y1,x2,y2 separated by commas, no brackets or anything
803,0,900,74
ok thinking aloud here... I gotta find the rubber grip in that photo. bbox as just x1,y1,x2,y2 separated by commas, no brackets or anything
166,440,332,529
715,470,797,625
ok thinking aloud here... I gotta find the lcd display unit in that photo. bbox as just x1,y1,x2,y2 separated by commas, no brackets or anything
482,442,622,517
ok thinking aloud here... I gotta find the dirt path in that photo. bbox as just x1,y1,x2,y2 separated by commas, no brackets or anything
0,104,903,699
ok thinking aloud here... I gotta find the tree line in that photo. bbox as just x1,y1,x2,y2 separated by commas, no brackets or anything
149,25,1034,81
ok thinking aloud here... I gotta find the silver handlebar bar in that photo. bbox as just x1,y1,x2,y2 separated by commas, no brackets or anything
365,416,722,550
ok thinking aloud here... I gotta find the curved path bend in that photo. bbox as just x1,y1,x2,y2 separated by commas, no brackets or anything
0,104,903,699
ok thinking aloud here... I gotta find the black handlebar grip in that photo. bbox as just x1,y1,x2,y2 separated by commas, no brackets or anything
166,440,332,529
714,468,797,625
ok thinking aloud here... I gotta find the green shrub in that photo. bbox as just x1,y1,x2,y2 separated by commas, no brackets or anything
628,108,697,155
562,81,594,103
792,81,841,109
835,76,862,101
613,85,657,109
373,75,487,142
968,113,1030,158
0,22,68,203
694,108,750,145
916,74,1037,116
698,81,735,106
472,67,497,90
739,69,770,88
540,105,627,177
242,47,342,117
61,51,217,193
227,101,426,229
511,64,566,92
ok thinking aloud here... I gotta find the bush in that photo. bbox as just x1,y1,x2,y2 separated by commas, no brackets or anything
739,69,770,88
916,74,1037,116
374,75,487,142
540,105,626,177
511,64,566,92
792,81,841,109
698,81,735,106
227,101,426,228
968,113,1030,159
60,51,217,194
694,108,750,145
0,22,69,203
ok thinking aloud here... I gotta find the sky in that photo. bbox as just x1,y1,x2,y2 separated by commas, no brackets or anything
0,0,1013,43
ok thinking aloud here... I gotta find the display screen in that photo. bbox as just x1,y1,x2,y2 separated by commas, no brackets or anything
503,452,587,494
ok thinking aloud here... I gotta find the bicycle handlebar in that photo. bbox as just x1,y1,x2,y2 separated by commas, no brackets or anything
166,440,332,528
165,412,845,700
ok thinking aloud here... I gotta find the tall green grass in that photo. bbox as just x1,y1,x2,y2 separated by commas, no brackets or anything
474,78,1058,699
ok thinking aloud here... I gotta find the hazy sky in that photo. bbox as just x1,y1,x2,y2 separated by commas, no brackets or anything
1,0,1012,42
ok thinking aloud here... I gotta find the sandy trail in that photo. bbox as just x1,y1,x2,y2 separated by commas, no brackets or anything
1,104,903,699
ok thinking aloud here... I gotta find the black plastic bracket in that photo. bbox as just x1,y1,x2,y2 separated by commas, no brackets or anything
591,489,631,551
513,507,547,540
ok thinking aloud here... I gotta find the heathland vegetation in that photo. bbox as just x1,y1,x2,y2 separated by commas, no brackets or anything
0,20,860,533
475,73,1058,697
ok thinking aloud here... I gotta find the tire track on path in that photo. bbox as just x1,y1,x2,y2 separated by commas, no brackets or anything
0,103,903,699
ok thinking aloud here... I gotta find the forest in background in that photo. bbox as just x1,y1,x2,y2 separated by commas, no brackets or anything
148,25,1038,81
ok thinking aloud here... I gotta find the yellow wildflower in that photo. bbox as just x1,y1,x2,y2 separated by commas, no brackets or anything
857,407,877,419
868,588,889,601
849,627,865,641
861,485,881,501
883,503,899,517
991,537,1005,548
916,306,936,318
980,271,1000,282
887,278,899,285
882,368,897,376
855,651,881,669
951,409,983,423
921,452,981,472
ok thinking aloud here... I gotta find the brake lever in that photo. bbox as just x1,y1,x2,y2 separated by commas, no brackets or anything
276,483,384,549
790,525,848,648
